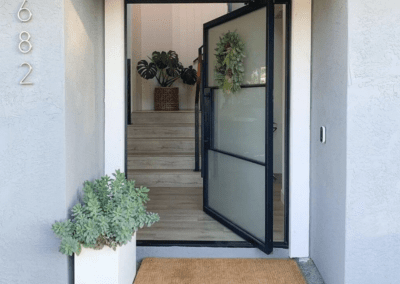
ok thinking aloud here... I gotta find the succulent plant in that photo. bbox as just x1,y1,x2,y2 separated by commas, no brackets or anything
52,170,159,256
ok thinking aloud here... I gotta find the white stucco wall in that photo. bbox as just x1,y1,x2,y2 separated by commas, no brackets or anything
289,0,311,258
65,0,105,280
105,0,125,176
345,0,400,282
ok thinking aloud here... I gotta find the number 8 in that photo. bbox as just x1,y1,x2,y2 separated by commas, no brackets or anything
19,31,32,54
18,0,32,22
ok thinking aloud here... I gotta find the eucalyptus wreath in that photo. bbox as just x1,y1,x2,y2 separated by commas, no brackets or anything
214,31,246,94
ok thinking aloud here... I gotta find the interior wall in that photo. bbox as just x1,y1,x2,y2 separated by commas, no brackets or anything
310,0,348,283
345,0,400,282
128,4,228,110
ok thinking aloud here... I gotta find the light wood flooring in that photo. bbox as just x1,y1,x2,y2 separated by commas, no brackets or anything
128,110,284,243
138,182,284,242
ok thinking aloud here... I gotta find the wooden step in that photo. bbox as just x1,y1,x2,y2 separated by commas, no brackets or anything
131,111,200,125
128,155,200,170
127,138,196,154
128,124,195,138
128,170,202,188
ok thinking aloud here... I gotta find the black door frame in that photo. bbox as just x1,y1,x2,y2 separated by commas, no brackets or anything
124,0,291,250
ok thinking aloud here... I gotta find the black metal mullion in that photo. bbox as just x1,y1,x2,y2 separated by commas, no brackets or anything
264,0,274,254
210,149,265,166
283,0,292,248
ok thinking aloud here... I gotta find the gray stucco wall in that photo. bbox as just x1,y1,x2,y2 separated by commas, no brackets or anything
0,0,68,283
65,0,105,282
345,0,400,282
0,0,105,283
310,0,348,283
312,1,400,283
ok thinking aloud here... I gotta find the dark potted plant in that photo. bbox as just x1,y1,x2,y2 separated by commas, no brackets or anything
137,50,197,111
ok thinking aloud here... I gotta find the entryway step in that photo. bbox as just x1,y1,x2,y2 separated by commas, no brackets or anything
127,138,196,154
128,155,200,170
128,125,195,138
131,111,200,125
128,170,203,188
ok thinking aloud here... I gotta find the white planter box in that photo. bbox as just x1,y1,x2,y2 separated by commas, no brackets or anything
75,233,136,284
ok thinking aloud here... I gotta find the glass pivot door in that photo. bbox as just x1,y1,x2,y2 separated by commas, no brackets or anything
202,3,275,254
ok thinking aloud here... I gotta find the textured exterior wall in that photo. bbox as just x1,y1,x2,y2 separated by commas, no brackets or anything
65,0,105,281
345,0,400,282
65,0,105,212
0,0,105,283
310,0,348,283
0,0,68,283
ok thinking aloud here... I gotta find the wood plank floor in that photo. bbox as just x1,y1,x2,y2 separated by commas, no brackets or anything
138,182,285,242
129,111,285,243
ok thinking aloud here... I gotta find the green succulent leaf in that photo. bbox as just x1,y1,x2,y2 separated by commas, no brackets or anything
59,237,80,256
52,220,74,239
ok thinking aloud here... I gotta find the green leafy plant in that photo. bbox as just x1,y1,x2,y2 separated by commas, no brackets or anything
52,170,159,256
137,50,197,87
214,31,246,94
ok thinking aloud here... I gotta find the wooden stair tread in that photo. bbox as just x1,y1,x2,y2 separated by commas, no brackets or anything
128,123,195,127
128,153,196,157
132,110,197,113
128,169,201,174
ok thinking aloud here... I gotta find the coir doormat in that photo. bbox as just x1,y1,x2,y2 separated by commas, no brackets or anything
134,258,306,284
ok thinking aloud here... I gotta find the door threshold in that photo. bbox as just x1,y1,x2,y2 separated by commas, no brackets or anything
137,240,254,248
137,240,289,249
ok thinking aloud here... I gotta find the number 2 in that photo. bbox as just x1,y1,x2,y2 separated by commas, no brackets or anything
20,63,33,85
18,0,32,22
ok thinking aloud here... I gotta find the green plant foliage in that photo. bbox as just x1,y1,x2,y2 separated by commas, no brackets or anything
214,31,246,94
137,50,197,87
52,170,160,256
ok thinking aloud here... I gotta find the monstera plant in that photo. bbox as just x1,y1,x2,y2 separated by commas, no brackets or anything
137,50,197,87
137,50,197,111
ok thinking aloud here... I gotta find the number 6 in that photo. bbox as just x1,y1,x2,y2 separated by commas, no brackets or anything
18,0,32,22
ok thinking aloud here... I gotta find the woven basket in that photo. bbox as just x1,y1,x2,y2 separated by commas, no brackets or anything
154,87,179,111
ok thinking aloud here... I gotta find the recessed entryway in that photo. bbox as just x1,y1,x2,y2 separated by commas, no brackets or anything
125,2,289,252
105,0,311,258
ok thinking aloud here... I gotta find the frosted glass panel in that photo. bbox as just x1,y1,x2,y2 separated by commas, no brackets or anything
213,88,265,162
207,7,266,87
208,151,265,241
